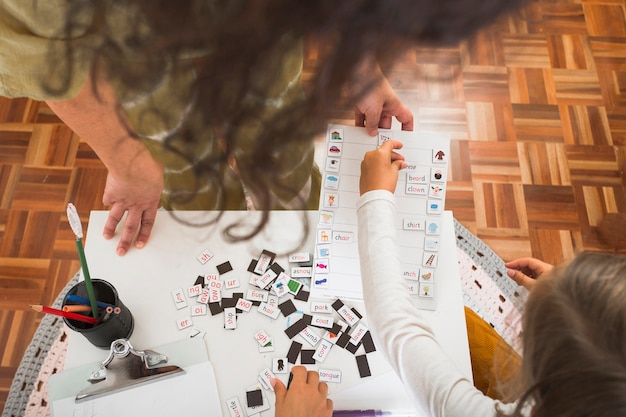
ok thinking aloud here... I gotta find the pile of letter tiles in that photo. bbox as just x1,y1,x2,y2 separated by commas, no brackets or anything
171,247,376,415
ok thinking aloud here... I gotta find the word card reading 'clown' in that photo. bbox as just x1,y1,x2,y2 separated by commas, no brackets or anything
313,124,450,310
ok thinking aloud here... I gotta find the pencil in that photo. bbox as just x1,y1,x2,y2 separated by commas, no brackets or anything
62,304,94,313
67,203,99,319
66,294,114,309
30,304,99,325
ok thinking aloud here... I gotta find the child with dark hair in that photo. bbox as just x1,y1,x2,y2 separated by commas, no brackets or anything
356,140,626,416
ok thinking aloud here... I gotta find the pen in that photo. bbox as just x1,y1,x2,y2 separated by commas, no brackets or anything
30,304,99,325
67,203,99,319
66,294,114,310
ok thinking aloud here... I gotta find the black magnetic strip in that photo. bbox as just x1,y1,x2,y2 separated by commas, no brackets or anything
278,299,297,317
335,332,351,348
294,289,310,302
355,354,371,378
284,318,309,339
345,340,361,354
194,275,205,287
246,389,263,407
216,261,233,275
270,262,284,274
208,302,223,315
300,350,316,364
221,297,237,309
247,259,259,273
286,341,302,364
331,299,344,311
361,331,376,353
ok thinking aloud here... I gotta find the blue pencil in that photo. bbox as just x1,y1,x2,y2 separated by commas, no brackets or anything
66,294,114,310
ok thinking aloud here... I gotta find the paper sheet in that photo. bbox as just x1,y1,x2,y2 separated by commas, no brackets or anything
50,338,222,417
312,124,450,308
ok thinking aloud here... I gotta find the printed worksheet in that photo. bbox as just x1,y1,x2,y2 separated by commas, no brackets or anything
312,125,450,310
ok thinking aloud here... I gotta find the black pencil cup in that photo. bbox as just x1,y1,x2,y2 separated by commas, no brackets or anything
62,279,134,348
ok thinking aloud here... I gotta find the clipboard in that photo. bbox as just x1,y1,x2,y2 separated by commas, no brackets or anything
49,337,223,416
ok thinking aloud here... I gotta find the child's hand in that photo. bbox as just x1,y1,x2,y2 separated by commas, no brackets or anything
505,257,554,290
360,140,407,195
273,366,333,417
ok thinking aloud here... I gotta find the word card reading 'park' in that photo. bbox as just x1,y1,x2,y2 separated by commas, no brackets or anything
312,124,450,310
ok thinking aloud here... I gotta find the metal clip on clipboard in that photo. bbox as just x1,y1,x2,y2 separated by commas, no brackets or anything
76,338,185,402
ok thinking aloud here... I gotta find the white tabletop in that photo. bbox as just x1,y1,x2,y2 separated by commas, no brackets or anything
66,210,471,415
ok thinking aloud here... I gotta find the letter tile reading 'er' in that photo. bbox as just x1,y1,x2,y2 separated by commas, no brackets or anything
176,315,193,330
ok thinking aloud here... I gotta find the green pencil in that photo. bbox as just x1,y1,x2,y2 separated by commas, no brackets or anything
66,203,99,319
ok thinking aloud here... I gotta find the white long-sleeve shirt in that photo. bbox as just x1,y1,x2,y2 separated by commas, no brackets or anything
357,190,520,417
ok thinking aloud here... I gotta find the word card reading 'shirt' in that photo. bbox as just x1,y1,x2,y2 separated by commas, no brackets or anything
313,124,450,310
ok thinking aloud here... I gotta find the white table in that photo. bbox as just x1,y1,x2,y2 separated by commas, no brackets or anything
65,210,471,415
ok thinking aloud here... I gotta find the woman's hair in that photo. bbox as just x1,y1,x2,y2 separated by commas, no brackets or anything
55,0,528,238
514,252,626,417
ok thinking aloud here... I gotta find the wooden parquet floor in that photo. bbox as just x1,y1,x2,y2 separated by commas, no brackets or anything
1,0,626,411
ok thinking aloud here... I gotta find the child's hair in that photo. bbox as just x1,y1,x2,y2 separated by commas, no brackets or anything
515,252,626,416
